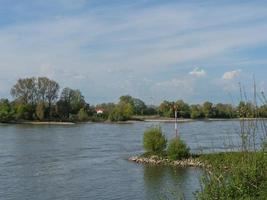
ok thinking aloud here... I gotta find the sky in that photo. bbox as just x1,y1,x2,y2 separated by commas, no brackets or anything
0,0,267,105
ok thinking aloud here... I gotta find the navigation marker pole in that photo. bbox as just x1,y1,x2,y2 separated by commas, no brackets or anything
175,109,178,138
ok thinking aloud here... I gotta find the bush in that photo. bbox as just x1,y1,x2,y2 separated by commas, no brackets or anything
78,108,89,121
143,126,167,154
167,138,190,160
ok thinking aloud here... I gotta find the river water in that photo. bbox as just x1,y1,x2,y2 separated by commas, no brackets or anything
0,121,265,200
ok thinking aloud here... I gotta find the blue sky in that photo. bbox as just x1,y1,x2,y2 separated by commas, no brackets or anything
0,0,267,105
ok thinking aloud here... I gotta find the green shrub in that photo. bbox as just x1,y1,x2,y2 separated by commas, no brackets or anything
167,138,190,160
143,126,167,154
78,108,89,121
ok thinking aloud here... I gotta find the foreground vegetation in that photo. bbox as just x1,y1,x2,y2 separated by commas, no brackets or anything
131,126,267,199
197,152,267,200
2,77,267,123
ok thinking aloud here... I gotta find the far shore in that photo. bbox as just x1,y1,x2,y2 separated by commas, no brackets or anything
0,121,76,125
1,117,266,126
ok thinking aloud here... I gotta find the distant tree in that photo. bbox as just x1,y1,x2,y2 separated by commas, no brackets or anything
132,98,147,115
0,99,14,122
159,100,175,117
60,87,86,114
144,105,158,115
119,95,148,115
259,105,267,118
35,101,45,121
190,104,203,119
10,77,37,104
238,101,254,118
78,108,89,121
119,95,134,105
56,100,71,120
202,101,214,118
215,103,235,118
14,103,34,120
175,100,191,118
109,101,133,121
45,79,59,117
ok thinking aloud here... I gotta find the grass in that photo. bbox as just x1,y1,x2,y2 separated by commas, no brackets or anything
196,151,267,200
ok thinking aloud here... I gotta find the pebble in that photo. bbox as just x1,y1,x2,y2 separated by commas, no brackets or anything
128,155,205,167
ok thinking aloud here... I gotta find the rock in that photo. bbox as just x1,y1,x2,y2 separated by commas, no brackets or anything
128,155,205,168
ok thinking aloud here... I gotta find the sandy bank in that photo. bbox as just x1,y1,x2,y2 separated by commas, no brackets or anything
18,121,75,125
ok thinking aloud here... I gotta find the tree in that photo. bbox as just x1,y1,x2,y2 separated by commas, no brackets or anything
35,102,45,121
132,98,147,115
238,101,254,118
78,108,89,121
10,77,37,104
0,99,14,122
144,105,158,115
175,100,190,118
259,105,267,118
203,101,214,118
119,95,134,105
14,103,34,120
215,103,235,118
45,79,59,117
159,100,175,117
109,101,133,121
60,87,86,114
190,104,203,119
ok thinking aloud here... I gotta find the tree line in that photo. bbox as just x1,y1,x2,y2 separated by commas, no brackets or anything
1,76,267,123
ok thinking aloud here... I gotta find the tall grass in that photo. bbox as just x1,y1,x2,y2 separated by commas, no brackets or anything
196,81,267,199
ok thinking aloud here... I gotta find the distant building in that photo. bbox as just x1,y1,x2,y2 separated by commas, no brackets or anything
96,109,104,114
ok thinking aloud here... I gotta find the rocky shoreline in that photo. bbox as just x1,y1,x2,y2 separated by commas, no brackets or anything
128,155,205,168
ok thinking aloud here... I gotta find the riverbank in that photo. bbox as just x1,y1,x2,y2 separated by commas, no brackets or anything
128,151,267,169
0,121,76,125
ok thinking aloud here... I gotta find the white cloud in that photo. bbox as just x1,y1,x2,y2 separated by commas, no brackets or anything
222,70,242,80
0,1,267,103
189,67,206,77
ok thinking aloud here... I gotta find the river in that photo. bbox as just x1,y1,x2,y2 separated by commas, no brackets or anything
0,120,265,200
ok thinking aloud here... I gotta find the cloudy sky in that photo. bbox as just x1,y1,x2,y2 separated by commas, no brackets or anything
0,0,267,105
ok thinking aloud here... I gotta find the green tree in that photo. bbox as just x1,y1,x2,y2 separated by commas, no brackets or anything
35,101,45,121
14,103,34,120
132,98,147,115
60,87,86,114
109,101,133,121
175,100,190,118
78,108,89,121
159,100,175,117
202,101,214,118
238,101,254,118
119,95,134,105
190,104,203,119
0,99,14,122
143,126,167,153
10,77,37,104
215,103,235,118
259,105,267,118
